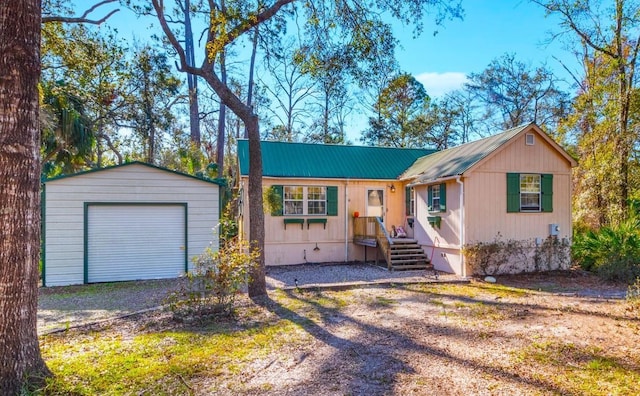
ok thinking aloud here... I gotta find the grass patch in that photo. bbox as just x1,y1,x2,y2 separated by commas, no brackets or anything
514,341,640,395
40,316,308,395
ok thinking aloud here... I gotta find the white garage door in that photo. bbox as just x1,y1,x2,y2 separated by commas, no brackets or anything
87,204,186,283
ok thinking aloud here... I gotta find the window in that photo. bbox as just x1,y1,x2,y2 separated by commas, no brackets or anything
520,174,541,212
428,183,446,213
284,186,304,215
307,186,326,215
405,187,415,216
507,173,553,213
282,186,327,215
432,185,441,211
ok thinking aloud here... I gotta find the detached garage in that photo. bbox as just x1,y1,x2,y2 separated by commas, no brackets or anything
43,162,222,286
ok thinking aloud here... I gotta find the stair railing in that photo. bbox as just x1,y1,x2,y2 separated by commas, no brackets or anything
375,217,394,270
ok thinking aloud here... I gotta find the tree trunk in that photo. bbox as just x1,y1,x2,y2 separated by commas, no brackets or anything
0,1,52,393
216,48,227,176
244,26,259,139
184,0,201,146
246,114,266,297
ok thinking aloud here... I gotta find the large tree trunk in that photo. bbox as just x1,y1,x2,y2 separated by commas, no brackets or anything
246,114,266,297
216,48,227,176
183,0,201,146
0,1,52,393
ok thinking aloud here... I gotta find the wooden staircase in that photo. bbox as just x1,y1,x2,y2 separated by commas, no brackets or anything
389,239,432,271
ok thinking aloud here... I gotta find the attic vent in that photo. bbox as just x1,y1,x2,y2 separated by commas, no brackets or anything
525,133,535,146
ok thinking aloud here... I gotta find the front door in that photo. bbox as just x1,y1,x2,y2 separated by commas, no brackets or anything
367,189,384,220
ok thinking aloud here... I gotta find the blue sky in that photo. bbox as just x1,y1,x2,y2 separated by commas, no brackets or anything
395,0,578,97
79,1,579,140
92,0,578,95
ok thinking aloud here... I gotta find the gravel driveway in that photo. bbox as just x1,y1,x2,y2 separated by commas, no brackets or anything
38,263,459,334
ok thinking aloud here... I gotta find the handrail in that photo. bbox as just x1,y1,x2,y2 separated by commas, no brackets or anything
353,216,394,269
375,217,393,270
375,217,394,246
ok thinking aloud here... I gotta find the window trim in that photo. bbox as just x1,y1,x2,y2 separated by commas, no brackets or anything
283,185,327,216
507,173,553,213
519,174,541,212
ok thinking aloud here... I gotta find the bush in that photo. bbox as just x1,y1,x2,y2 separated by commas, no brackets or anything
572,215,640,283
627,277,640,314
167,237,259,320
464,234,570,276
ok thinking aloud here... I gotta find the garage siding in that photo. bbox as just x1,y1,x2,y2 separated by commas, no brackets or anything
44,164,219,286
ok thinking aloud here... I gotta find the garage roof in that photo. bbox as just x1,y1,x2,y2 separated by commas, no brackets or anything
43,161,224,185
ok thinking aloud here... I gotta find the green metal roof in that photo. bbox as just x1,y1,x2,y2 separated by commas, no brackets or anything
400,123,533,182
238,140,436,180
44,161,224,186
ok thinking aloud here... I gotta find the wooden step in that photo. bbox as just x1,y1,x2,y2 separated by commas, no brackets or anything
391,238,418,244
391,255,428,261
391,263,433,271
390,244,421,250
390,249,426,255
390,258,430,265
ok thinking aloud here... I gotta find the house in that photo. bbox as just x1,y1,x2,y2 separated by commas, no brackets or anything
42,162,222,286
237,123,577,276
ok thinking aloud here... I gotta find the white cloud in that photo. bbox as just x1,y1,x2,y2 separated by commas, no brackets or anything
414,72,468,98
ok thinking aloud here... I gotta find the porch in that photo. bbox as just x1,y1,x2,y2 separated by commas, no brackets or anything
353,216,432,271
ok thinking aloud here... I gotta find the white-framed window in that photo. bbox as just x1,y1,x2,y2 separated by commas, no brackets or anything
431,184,441,211
409,187,415,216
284,186,304,215
520,174,541,212
284,186,327,215
307,186,326,215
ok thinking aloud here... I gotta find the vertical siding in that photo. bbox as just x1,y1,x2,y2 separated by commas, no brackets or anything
241,177,407,266
466,133,573,244
413,180,464,274
44,164,219,286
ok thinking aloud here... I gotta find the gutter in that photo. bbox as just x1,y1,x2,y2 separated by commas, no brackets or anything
344,180,349,262
408,174,463,188
456,176,466,278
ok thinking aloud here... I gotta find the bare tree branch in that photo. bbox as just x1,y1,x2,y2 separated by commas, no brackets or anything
42,0,119,25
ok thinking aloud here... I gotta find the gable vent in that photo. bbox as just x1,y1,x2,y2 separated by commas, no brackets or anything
525,133,535,146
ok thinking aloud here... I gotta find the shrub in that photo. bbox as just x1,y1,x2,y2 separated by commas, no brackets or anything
464,234,570,276
627,277,640,315
167,237,259,320
572,214,640,283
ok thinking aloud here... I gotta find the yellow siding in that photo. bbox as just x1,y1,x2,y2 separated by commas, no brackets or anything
240,177,407,266
45,164,219,286
465,132,573,244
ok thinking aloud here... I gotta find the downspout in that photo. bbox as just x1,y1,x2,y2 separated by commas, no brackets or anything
456,176,466,278
344,180,349,262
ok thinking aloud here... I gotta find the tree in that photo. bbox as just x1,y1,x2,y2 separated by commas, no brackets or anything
41,23,130,167
464,53,569,132
41,82,96,176
261,37,315,142
0,2,51,393
362,73,431,147
148,0,462,297
125,44,183,164
534,0,640,221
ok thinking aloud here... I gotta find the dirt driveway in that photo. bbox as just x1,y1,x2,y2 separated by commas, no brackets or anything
38,264,453,333
38,268,639,395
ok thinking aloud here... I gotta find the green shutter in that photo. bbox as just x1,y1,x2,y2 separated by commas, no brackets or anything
439,183,446,212
327,186,338,216
427,185,433,211
541,174,553,212
507,173,520,213
405,187,411,215
270,185,283,216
